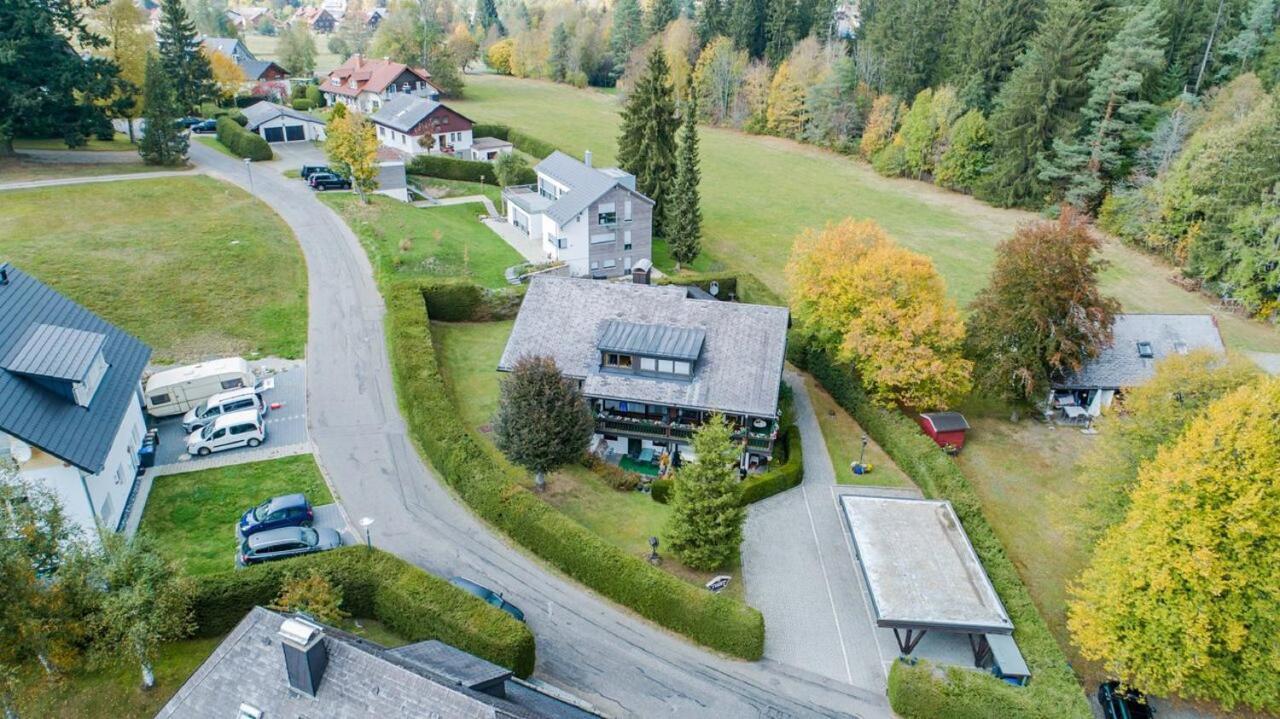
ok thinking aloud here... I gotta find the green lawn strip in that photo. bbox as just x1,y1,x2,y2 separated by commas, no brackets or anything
0,175,307,362
408,175,503,204
0,157,175,183
194,135,239,159
14,133,135,151
138,454,333,577
804,376,913,488
322,195,522,290
651,238,719,275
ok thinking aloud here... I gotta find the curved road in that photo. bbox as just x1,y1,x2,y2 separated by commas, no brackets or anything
187,142,890,718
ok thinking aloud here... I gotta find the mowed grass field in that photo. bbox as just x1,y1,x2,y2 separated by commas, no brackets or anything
452,75,1280,354
0,176,307,362
243,33,345,76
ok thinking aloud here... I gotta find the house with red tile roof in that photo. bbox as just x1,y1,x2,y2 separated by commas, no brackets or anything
321,54,439,113
291,6,336,33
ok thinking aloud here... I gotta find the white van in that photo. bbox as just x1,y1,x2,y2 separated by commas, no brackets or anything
185,409,266,456
144,358,254,417
182,387,266,433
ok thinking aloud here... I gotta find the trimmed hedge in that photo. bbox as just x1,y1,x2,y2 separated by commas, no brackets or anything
471,123,510,141
189,546,536,676
466,122,561,159
199,103,247,126
421,280,524,322
790,334,1091,719
292,98,314,111
215,116,272,161
386,278,765,660
737,427,803,505
408,154,538,186
650,478,673,503
656,272,739,300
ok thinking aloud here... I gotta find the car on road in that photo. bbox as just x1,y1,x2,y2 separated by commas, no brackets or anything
174,116,203,129
449,577,525,622
238,493,313,539
182,386,265,433
300,165,332,180
185,409,265,457
1098,681,1155,719
309,172,351,191
190,119,218,134
237,526,342,567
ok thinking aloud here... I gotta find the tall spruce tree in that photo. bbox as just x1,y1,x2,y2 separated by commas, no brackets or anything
664,417,746,571
138,54,189,166
862,0,954,99
696,0,728,44
667,76,703,267
1040,1,1168,210
731,0,767,57
478,0,504,34
617,47,678,236
765,0,796,65
647,0,679,34
978,0,1101,207
610,0,645,79
943,0,1045,111
155,0,213,111
549,22,571,82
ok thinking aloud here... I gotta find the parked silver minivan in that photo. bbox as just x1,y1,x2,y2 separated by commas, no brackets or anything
182,387,265,433
186,409,266,457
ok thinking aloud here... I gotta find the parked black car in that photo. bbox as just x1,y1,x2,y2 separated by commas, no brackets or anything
300,165,332,180
449,577,525,622
190,119,218,134
237,526,342,567
1098,681,1155,719
174,116,203,129
238,493,313,538
309,173,351,191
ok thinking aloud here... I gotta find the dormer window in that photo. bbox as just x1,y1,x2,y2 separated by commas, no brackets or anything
597,320,704,380
603,353,632,368
3,324,109,408
1137,341,1154,358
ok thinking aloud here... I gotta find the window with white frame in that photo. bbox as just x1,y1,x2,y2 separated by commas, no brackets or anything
624,230,632,250
603,259,616,269
639,357,656,371
624,199,632,221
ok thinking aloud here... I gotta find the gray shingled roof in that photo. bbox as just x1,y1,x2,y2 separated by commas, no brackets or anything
597,320,705,361
0,263,151,474
369,94,471,133
157,607,597,719
1054,314,1227,390
498,278,789,418
534,151,653,226
241,101,325,131
5,324,105,381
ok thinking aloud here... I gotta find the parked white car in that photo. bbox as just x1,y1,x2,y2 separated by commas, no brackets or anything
182,387,265,434
145,357,254,417
186,409,266,457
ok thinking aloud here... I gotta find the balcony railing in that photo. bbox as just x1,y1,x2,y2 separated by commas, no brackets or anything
595,412,777,452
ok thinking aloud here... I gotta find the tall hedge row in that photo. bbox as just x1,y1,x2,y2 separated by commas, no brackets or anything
408,154,535,186
737,428,803,505
189,547,536,676
789,334,1090,719
215,116,272,161
386,278,765,659
468,122,560,159
421,280,524,321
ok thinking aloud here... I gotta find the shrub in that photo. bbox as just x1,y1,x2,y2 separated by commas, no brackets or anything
305,84,323,107
215,116,272,161
386,279,765,660
292,98,314,111
189,547,536,676
650,478,673,503
737,428,803,505
472,123,511,141
410,155,499,184
583,454,641,491
790,334,1090,719
507,129,559,159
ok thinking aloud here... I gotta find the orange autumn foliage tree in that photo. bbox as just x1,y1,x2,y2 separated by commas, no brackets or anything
786,218,973,409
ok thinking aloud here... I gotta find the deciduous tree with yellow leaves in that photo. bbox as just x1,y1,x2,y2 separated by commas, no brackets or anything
324,111,379,203
1068,376,1280,713
205,48,245,103
786,219,973,409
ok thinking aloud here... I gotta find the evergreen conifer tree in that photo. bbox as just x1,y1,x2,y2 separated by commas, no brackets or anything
610,0,646,78
730,0,767,57
765,0,796,65
155,0,213,111
492,356,594,492
138,54,189,166
647,0,679,35
862,0,953,98
696,0,728,45
549,23,571,82
667,76,703,268
664,417,746,571
478,0,504,34
943,0,1044,111
617,47,678,236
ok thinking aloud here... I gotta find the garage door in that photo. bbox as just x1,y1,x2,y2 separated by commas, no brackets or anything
262,126,284,143
284,124,305,142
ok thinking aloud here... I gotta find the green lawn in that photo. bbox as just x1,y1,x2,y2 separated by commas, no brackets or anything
14,132,135,151
0,156,176,183
243,32,344,76
451,75,1280,353
322,195,522,288
194,135,239,159
803,377,913,488
0,176,307,362
138,454,333,577
409,175,503,204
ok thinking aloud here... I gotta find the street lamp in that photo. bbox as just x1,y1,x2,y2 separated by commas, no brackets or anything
852,434,869,475
648,535,661,565
359,517,375,551
243,157,254,193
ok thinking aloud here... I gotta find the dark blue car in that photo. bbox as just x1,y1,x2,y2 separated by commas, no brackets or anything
238,493,313,538
449,577,525,622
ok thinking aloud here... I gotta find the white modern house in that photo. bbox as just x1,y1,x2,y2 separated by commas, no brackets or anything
502,151,654,279
0,263,152,542
369,95,474,156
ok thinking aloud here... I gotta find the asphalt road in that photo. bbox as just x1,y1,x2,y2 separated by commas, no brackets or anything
187,141,892,718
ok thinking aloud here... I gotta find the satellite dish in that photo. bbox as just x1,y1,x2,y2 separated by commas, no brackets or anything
708,281,719,297
9,439,32,464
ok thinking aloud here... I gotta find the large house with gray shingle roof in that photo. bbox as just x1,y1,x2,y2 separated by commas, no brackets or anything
0,263,151,542
370,95,474,156
499,277,789,467
502,151,654,279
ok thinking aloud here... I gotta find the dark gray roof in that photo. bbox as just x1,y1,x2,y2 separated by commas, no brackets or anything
158,607,598,719
0,263,150,474
597,320,705,361
499,278,789,418
240,58,283,80
1054,314,1226,390
4,323,105,381
370,94,444,133
389,640,510,692
241,101,325,131
534,151,652,226
202,36,254,61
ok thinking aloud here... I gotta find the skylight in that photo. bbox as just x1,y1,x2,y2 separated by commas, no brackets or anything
1137,341,1154,358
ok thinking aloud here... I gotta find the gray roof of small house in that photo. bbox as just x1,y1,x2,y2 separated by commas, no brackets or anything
240,58,283,80
202,36,253,60
241,101,325,131
157,607,597,719
0,263,151,474
534,151,653,226
369,94,465,133
1054,313,1227,390
597,320,706,361
472,136,514,151
498,277,789,418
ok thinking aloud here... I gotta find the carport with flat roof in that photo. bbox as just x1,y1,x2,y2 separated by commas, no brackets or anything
839,494,1013,656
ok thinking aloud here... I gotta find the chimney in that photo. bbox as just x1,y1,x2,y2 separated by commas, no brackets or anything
353,53,362,67
583,150,592,167
279,617,328,697
0,267,8,286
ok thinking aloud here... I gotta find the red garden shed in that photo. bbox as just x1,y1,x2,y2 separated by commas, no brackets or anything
916,412,971,453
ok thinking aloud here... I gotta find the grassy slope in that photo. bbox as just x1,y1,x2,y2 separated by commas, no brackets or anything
138,454,333,577
322,196,522,289
451,74,1280,353
13,133,135,151
0,176,307,362
243,33,344,76
408,175,503,204
803,377,913,488
194,135,239,159
0,157,174,182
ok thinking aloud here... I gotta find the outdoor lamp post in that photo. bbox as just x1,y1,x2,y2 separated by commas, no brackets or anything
648,535,661,565
243,157,254,193
852,434,870,475
360,516,375,552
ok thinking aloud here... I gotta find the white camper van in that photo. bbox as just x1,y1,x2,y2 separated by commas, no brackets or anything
144,357,255,417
